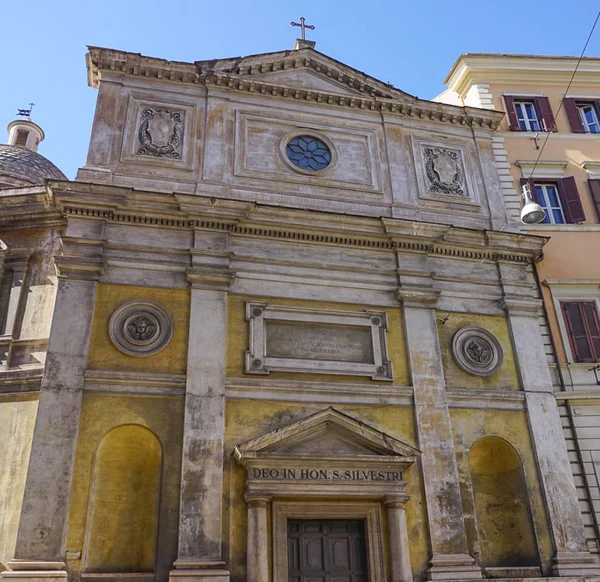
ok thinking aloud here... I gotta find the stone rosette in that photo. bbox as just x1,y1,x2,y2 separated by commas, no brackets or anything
109,301,173,357
451,326,503,377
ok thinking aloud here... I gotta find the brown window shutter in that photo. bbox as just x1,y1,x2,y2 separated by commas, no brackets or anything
588,179,600,221
582,302,600,360
535,97,556,132
562,302,594,362
558,176,585,223
503,96,521,131
564,98,585,132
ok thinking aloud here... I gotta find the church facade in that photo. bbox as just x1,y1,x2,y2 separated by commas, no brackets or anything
1,40,599,582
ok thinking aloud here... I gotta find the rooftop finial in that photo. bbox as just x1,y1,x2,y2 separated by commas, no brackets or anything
16,103,35,119
291,17,316,50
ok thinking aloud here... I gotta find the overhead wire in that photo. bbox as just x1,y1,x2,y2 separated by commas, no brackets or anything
528,10,600,179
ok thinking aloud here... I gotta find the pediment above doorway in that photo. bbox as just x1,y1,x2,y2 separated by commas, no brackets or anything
233,407,418,499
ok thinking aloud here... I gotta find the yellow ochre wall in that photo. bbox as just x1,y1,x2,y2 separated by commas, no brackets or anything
0,394,38,570
67,282,189,580
437,312,520,390
451,408,553,574
87,284,190,374
67,393,184,581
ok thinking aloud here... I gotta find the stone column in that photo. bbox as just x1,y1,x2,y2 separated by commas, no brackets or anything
2,263,100,582
502,294,600,576
245,495,270,582
169,246,233,582
398,287,481,580
384,497,413,582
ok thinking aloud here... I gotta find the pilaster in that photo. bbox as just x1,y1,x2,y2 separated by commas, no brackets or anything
2,254,103,582
501,293,600,576
170,231,233,582
398,285,481,580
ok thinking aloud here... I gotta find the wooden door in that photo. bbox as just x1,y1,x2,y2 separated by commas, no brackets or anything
287,519,369,582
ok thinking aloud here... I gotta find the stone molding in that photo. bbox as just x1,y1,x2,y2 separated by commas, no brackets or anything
234,408,416,582
499,297,543,316
49,181,546,266
272,501,388,582
396,287,440,309
244,302,393,380
186,267,234,292
86,47,503,130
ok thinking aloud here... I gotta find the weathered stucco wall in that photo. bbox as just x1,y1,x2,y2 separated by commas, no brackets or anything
0,394,38,569
450,408,554,575
66,392,184,582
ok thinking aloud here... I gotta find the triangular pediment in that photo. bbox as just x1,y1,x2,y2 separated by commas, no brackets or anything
233,407,419,461
197,48,416,103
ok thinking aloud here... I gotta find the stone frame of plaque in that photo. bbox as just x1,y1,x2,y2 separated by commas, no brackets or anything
120,95,196,170
410,136,480,208
244,302,393,380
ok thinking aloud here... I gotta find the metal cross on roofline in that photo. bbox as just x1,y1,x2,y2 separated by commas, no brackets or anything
291,17,315,41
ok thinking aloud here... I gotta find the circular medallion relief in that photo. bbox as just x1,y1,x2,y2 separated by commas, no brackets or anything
109,301,173,357
451,326,503,377
283,133,334,173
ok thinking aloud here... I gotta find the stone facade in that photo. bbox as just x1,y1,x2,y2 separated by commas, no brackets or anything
1,43,599,582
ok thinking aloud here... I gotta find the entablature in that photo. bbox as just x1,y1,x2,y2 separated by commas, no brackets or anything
49,180,546,267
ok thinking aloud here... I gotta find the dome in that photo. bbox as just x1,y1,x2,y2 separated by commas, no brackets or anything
0,143,67,189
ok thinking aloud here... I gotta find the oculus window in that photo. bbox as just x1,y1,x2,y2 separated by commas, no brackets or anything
286,135,332,171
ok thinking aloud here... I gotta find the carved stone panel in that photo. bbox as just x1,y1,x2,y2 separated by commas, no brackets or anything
411,137,479,207
120,97,196,170
109,301,173,357
451,326,503,377
423,147,465,196
137,107,184,159
245,303,392,380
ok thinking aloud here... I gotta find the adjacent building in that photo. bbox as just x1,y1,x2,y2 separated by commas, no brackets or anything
437,54,600,554
1,43,599,582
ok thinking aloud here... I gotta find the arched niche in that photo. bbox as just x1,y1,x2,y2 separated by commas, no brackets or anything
469,436,539,571
85,425,162,573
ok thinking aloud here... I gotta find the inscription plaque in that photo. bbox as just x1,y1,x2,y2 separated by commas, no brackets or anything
250,467,402,482
245,302,393,380
266,322,373,363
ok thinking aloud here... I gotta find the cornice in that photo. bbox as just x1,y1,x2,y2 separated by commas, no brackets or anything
0,186,64,229
445,54,600,96
48,180,547,266
86,46,503,131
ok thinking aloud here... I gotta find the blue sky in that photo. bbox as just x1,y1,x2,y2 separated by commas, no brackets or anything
2,0,599,179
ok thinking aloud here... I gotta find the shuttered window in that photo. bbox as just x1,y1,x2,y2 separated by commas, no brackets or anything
504,95,556,132
564,98,600,133
519,177,585,224
561,301,600,363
